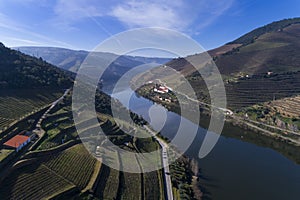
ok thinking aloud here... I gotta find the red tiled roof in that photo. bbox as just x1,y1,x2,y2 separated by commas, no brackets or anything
4,135,30,148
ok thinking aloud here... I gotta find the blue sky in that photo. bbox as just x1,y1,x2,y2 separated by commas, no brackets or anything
0,0,299,54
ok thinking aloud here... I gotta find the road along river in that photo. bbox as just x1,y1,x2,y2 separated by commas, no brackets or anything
108,87,300,200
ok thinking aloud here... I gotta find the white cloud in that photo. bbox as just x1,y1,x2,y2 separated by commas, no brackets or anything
52,0,112,32
109,0,235,32
1,0,234,48
54,0,106,22
110,0,188,30
52,0,234,33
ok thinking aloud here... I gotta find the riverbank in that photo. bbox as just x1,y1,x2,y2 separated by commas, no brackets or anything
134,84,300,164
109,86,300,199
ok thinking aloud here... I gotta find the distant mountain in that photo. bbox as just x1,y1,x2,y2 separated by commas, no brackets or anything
15,46,171,91
15,47,171,73
0,43,73,89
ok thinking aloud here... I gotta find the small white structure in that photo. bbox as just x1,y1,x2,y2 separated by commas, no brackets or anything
154,85,169,94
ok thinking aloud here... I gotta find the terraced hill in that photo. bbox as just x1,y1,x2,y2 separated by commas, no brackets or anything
163,18,300,76
134,18,300,110
0,164,76,200
0,43,73,130
0,144,98,200
0,89,62,130
268,95,300,118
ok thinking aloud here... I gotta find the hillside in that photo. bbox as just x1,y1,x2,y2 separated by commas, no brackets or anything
163,18,300,77
0,43,73,89
0,43,74,130
216,18,300,76
228,17,300,46
133,18,300,110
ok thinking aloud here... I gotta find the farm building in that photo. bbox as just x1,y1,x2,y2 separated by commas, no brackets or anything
4,135,31,152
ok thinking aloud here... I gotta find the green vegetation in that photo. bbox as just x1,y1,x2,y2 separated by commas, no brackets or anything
44,144,98,190
144,171,164,200
0,43,73,89
0,164,75,200
120,172,142,200
39,107,77,150
0,42,183,200
0,89,63,130
0,149,14,162
169,153,194,200
0,144,98,199
100,166,120,199
18,91,165,199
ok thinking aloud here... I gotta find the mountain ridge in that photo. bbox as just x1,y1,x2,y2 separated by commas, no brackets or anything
13,46,172,72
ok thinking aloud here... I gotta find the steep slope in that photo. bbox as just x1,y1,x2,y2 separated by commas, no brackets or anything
216,18,300,76
164,17,300,77
0,43,73,89
228,17,300,46
133,18,300,110
0,43,74,129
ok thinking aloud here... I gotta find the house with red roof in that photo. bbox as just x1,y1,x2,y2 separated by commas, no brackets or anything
4,135,31,152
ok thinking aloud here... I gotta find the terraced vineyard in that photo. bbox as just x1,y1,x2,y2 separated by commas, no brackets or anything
1,90,166,199
95,165,120,199
186,71,300,110
0,117,14,130
120,172,142,200
0,164,75,200
44,144,98,190
144,171,163,200
0,89,63,129
268,95,300,118
39,105,77,150
225,72,300,110
0,144,99,199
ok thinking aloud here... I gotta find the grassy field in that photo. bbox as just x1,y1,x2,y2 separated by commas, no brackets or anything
0,89,63,129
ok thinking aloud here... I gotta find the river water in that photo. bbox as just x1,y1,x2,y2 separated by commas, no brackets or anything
108,87,300,200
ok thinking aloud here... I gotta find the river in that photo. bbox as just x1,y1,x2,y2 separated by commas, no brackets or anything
107,87,300,200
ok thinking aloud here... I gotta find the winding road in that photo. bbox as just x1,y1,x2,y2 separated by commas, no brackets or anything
32,89,70,145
